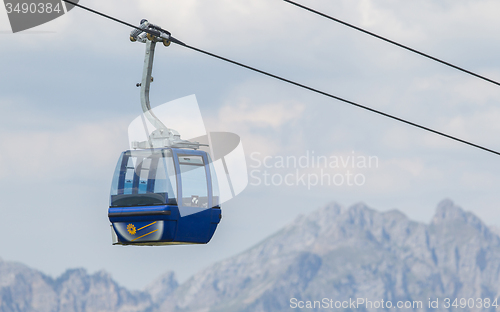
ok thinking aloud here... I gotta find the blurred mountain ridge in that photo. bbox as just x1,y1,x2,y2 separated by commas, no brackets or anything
1,199,500,312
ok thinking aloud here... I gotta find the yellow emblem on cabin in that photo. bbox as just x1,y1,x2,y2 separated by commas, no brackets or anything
127,224,136,235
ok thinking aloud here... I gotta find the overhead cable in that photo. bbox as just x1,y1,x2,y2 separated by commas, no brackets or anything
283,0,500,87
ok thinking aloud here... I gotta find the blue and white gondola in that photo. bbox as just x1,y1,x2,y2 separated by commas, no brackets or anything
109,148,221,245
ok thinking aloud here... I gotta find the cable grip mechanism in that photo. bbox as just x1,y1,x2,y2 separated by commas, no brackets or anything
129,19,171,47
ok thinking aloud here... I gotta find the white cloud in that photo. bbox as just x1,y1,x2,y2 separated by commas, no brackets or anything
217,100,304,129
0,118,128,180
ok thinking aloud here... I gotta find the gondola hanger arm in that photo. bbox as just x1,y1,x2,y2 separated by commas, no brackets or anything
129,20,204,150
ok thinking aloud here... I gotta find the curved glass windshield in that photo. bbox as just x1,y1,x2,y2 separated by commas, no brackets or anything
110,149,177,207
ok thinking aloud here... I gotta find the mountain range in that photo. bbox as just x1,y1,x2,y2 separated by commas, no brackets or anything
1,199,499,311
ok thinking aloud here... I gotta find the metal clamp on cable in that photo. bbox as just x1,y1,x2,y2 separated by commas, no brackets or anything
129,19,171,47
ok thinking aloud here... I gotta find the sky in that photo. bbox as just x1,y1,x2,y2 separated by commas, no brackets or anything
0,0,500,290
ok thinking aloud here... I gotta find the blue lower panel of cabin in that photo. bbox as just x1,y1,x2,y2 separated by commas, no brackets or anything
174,210,210,243
109,205,222,245
173,208,221,244
208,208,222,243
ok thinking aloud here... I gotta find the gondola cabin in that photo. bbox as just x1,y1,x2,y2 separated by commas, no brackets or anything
108,148,221,245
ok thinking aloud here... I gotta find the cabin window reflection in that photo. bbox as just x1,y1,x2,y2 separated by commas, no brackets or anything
124,157,136,195
138,157,151,194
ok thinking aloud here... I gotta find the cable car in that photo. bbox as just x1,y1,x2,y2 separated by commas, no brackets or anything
109,148,221,245
108,20,221,245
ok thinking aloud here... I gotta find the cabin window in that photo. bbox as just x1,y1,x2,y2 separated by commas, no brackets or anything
178,155,208,207
109,149,177,207
207,154,220,206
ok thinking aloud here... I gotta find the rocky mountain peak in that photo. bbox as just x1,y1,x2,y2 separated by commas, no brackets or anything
432,199,468,223
145,271,178,304
298,201,343,225
431,199,494,243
